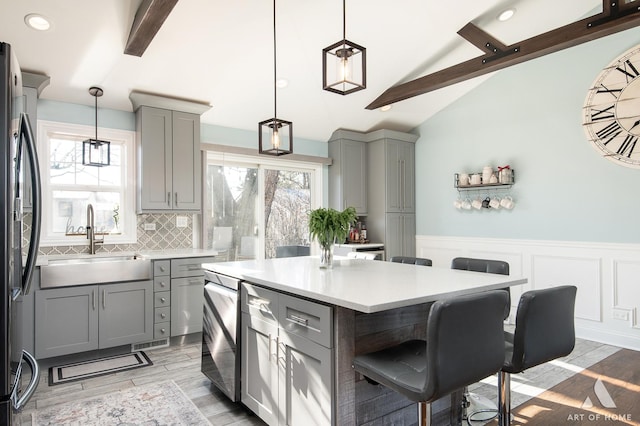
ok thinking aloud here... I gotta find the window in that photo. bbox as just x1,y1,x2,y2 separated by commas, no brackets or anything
38,121,136,246
203,152,321,260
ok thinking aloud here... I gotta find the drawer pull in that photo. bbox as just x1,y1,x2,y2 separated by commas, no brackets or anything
249,298,271,307
160,281,166,287
160,266,166,272
160,313,166,319
160,328,166,334
188,279,201,285
160,297,167,303
287,314,309,327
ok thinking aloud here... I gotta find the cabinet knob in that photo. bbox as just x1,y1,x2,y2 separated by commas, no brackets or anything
160,313,166,319
160,281,166,287
160,328,166,334
160,266,166,272
160,297,166,303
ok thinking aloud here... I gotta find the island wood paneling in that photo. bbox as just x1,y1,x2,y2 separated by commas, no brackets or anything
334,302,462,425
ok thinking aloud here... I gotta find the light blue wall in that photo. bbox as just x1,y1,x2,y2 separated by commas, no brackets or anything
414,27,640,244
38,99,328,158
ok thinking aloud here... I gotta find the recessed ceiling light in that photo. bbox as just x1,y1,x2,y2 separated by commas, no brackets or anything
497,8,516,22
380,105,392,112
276,78,288,88
24,13,51,31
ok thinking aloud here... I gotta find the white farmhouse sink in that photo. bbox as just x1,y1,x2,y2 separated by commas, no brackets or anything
40,254,151,288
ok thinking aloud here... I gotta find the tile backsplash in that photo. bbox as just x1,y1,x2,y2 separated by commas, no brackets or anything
23,213,194,256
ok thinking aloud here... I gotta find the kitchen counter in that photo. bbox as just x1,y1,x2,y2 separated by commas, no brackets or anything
203,256,526,313
35,248,219,266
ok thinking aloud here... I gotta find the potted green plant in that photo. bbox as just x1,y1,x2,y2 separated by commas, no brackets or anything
308,206,357,268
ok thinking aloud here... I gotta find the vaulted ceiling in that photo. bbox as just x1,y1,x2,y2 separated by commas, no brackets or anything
1,0,604,142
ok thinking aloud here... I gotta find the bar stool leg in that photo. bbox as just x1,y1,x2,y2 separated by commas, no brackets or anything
498,371,511,426
418,401,432,426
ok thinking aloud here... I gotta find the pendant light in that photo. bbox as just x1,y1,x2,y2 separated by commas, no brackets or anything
259,0,293,156
322,0,366,95
82,86,111,167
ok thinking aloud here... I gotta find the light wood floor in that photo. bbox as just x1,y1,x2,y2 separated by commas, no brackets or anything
17,333,623,425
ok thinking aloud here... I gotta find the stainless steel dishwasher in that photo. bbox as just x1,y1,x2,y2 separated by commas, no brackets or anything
201,270,241,402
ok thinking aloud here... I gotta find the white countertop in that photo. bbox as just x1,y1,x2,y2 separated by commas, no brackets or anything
35,248,219,266
203,257,527,313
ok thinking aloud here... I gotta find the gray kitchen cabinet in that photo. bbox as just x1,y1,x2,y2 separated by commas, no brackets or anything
241,312,279,426
328,130,367,215
98,280,154,348
366,130,418,260
170,257,213,336
241,283,333,426
136,106,201,212
384,213,416,259
153,260,171,340
35,280,153,359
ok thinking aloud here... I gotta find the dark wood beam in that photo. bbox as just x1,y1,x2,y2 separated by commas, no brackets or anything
366,0,640,110
124,0,179,57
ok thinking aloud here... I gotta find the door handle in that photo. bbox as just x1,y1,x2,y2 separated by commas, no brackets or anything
102,289,106,309
167,192,171,207
92,289,96,310
175,192,178,207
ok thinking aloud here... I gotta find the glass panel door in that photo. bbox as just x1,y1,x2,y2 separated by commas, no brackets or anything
264,169,311,259
204,164,259,261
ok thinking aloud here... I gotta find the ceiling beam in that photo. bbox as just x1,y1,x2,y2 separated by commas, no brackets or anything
124,0,179,57
366,0,640,110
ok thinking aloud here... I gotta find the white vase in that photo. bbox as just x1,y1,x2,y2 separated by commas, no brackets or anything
319,245,334,269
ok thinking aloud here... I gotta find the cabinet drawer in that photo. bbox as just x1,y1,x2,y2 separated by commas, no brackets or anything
154,277,170,292
171,257,214,278
154,322,170,339
155,307,170,323
154,260,170,277
241,283,278,324
155,291,170,308
278,294,333,348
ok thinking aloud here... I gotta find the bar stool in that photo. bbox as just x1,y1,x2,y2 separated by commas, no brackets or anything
352,290,509,426
496,285,577,425
451,257,510,423
390,256,432,266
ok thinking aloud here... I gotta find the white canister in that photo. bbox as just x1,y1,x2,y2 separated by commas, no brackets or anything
482,166,493,184
498,167,512,184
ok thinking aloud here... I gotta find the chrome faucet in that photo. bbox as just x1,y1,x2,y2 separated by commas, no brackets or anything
86,203,103,254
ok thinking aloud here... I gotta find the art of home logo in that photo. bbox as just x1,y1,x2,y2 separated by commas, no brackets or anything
567,378,633,423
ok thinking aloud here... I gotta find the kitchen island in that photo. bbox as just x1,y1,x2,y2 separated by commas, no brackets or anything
203,257,527,425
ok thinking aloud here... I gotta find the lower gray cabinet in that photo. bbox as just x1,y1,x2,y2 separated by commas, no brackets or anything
384,213,416,259
35,280,153,359
241,283,333,426
171,276,205,336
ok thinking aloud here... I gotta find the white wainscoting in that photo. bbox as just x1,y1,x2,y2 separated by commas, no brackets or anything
416,235,640,351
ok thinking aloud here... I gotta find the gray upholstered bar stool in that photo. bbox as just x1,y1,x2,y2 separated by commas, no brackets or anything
352,290,509,426
390,256,432,266
450,257,510,422
495,285,577,426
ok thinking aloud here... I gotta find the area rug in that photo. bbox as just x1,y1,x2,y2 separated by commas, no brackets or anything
501,349,640,425
34,380,211,425
48,351,152,385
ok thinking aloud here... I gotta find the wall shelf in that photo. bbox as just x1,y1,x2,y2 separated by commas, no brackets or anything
454,169,515,191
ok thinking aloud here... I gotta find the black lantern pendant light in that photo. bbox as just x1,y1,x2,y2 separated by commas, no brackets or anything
323,0,366,95
82,86,111,167
259,0,293,156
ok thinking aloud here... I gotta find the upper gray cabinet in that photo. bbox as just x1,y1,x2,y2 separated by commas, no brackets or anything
136,106,201,212
130,92,211,213
328,130,367,215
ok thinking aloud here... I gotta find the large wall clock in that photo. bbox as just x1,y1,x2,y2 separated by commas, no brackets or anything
583,45,640,169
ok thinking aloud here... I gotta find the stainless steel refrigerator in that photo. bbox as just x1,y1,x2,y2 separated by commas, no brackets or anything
0,42,42,425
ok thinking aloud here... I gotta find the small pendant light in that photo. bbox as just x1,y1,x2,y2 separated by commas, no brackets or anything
259,0,293,156
323,0,366,95
82,86,111,167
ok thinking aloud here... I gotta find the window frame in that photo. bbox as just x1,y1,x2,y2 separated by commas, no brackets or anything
37,120,137,246
203,151,323,259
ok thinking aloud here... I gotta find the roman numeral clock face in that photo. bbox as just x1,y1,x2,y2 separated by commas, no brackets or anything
583,45,640,168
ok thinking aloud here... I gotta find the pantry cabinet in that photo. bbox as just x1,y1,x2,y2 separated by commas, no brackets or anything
136,106,201,212
328,130,367,215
